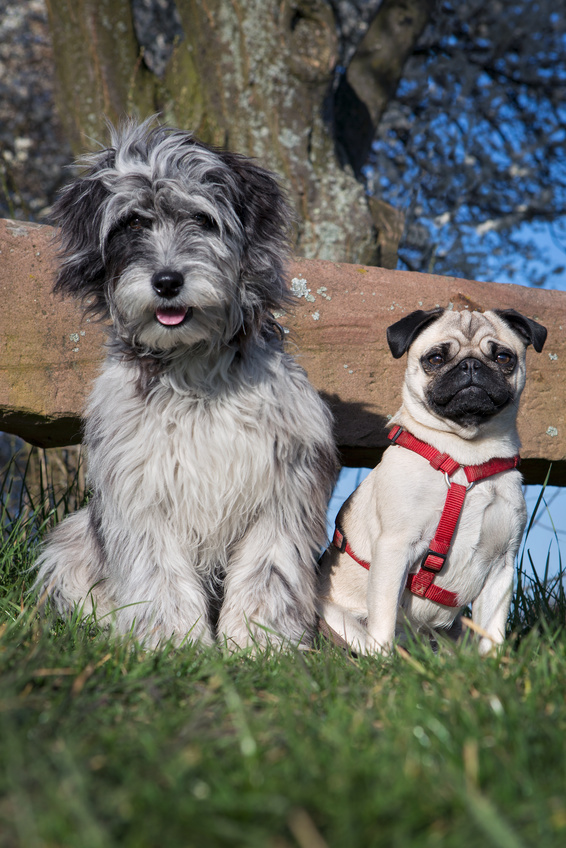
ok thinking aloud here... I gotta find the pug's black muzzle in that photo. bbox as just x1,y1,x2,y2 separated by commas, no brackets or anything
428,357,512,425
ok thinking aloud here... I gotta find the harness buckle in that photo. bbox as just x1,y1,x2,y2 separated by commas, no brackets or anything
388,425,403,444
333,527,347,554
421,549,447,572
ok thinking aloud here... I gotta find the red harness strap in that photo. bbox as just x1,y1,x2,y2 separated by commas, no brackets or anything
332,426,520,608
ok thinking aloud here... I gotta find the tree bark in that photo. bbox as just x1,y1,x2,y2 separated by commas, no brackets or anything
45,0,432,266
334,0,435,175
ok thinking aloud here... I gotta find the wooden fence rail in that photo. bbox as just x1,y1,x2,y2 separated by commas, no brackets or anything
1,218,565,484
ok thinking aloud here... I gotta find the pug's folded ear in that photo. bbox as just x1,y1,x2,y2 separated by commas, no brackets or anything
494,309,547,352
387,308,445,359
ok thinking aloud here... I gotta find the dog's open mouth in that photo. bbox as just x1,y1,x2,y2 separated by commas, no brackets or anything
155,306,193,327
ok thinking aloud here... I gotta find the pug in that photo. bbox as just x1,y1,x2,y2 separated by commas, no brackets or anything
319,308,547,655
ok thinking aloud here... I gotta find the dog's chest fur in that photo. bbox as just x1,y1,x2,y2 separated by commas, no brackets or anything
85,348,318,562
340,447,526,628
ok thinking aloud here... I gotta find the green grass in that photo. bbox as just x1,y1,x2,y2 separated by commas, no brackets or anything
0,461,565,848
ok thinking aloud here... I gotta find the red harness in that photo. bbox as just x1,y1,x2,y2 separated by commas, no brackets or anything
332,425,521,608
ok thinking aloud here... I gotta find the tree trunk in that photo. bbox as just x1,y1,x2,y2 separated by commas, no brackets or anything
45,0,431,266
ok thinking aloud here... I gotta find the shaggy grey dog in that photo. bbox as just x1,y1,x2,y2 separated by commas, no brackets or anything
35,120,337,650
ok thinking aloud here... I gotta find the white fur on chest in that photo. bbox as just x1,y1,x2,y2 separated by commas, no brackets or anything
340,445,526,628
401,464,525,627
85,354,298,555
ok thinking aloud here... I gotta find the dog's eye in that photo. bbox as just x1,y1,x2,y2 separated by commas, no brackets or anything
192,212,215,229
427,353,445,366
127,215,151,231
495,350,514,366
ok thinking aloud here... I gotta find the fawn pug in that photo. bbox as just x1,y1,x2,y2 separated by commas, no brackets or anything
319,307,546,655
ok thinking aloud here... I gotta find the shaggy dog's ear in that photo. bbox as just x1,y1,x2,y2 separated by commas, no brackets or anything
219,151,294,314
50,154,113,314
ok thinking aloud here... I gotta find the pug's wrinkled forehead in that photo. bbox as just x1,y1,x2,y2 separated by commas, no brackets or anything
409,310,525,362
387,306,547,361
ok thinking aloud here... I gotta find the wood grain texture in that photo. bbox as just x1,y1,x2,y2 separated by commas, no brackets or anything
1,220,564,483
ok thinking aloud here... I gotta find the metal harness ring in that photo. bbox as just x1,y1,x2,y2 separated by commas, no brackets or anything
444,471,475,492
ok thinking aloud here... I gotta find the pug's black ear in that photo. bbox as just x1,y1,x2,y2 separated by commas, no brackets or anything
387,308,445,359
494,309,547,353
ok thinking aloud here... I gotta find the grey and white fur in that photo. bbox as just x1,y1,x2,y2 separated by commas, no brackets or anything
35,119,337,650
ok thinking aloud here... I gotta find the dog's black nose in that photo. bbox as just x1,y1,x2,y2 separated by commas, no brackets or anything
152,270,184,299
459,358,482,374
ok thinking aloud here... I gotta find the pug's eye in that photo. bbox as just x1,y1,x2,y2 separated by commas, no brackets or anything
427,352,445,366
126,215,151,231
495,350,514,366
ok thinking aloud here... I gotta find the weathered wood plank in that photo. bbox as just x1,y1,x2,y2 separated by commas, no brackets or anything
1,219,564,483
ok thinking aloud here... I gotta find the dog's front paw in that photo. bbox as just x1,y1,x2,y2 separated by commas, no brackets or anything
478,635,504,657
320,602,393,656
369,640,394,656
114,612,215,650
218,616,312,654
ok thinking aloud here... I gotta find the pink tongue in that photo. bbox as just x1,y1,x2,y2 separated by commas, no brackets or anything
156,307,187,326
